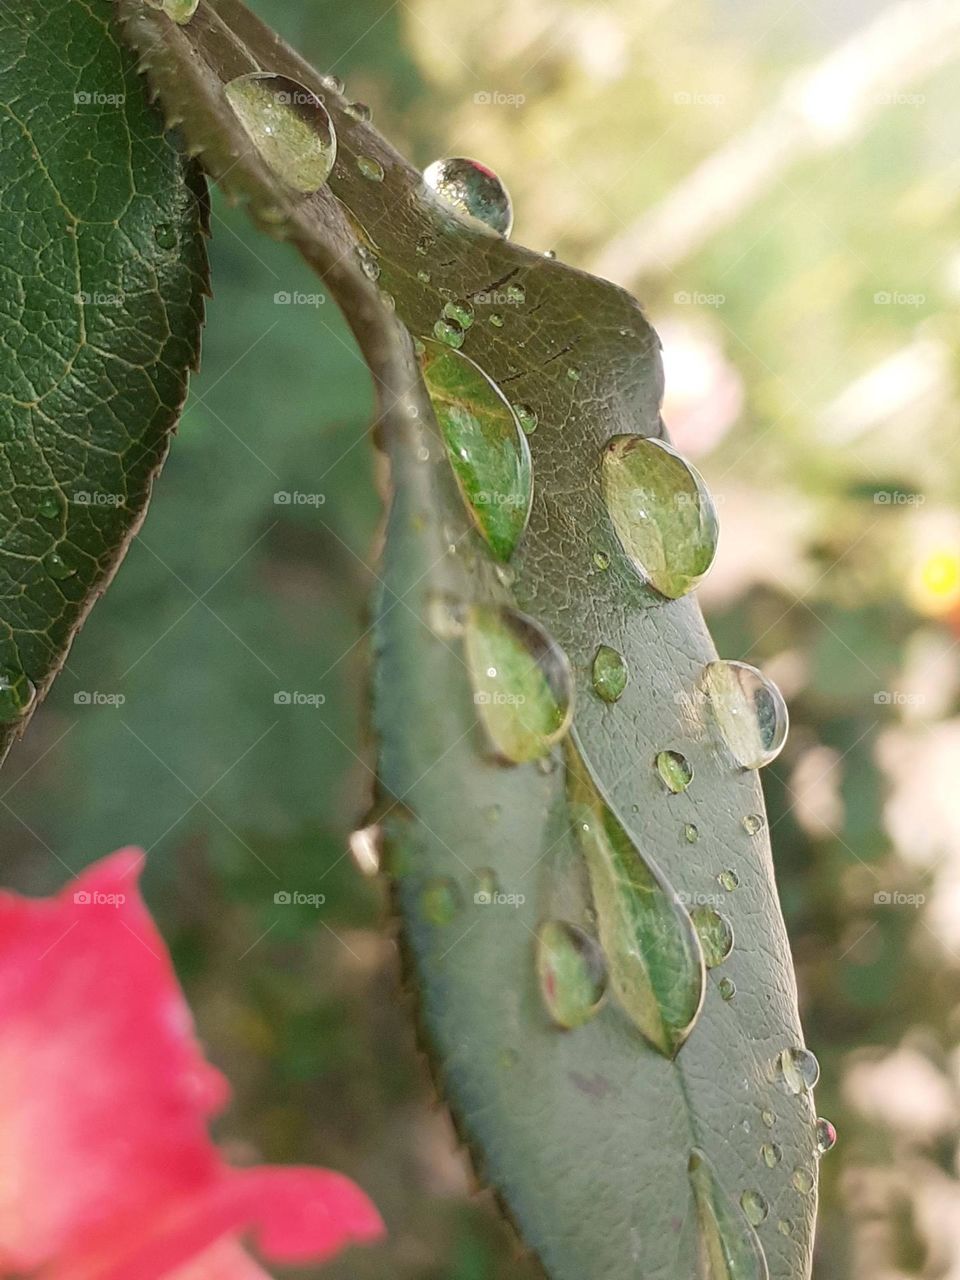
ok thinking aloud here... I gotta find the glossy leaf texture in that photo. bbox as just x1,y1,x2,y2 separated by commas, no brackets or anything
115,2,820,1276
0,0,208,763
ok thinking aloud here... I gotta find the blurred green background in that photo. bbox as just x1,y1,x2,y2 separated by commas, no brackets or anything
5,0,960,1274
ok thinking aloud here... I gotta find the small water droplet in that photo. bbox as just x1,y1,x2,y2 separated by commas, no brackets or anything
348,824,382,876
0,663,36,724
432,317,464,349
423,156,513,236
442,299,474,329
684,822,700,844
761,1142,782,1168
656,749,693,794
739,1191,768,1227
718,869,740,892
592,644,628,703
44,550,74,580
567,745,705,1057
356,244,380,281
601,435,719,600
691,907,734,968
421,876,463,925
566,366,581,383
777,1219,794,1238
146,0,199,22
815,1117,837,1155
38,493,60,519
418,339,532,560
761,1109,776,1129
688,1149,769,1280
718,976,737,1001
504,282,526,305
356,154,384,182
742,813,764,835
702,660,789,769
464,605,574,763
536,920,607,1029
154,222,177,250
323,73,345,95
416,270,431,286
474,866,500,900
593,550,610,571
792,1168,814,1195
513,403,538,434
415,234,432,255
344,100,372,122
544,248,557,259
777,1047,820,1095
489,312,504,328
224,73,337,194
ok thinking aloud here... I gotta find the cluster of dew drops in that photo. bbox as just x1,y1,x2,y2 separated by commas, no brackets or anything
140,2,838,1259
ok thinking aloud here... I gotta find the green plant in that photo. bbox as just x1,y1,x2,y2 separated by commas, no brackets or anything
1,1,825,1274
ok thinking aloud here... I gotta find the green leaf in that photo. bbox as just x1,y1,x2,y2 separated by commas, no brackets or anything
115,3,820,1275
0,0,208,761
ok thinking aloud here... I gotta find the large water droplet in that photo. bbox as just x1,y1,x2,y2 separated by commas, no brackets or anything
777,1047,820,1095
0,663,36,724
432,317,464,349
592,644,628,703
691,907,734,968
422,157,513,236
464,605,574,763
688,1149,770,1280
656,749,693,793
536,920,607,1029
702,660,789,769
418,338,532,561
566,745,705,1057
147,0,199,22
601,435,719,599
224,73,336,194
739,1190,768,1227
442,299,475,330
815,1117,837,1155
421,876,463,925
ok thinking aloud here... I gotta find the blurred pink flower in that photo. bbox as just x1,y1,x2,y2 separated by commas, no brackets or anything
0,849,383,1280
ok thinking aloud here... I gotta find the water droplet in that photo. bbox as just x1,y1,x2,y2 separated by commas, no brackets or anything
154,223,177,250
761,1109,776,1129
474,866,500,900
684,823,700,844
504,282,526,305
345,101,372,122
777,1047,820,1095
777,1219,794,1238
38,493,61,519
224,73,337,194
421,876,463,925
742,813,764,835
146,0,199,22
513,403,537,434
0,663,36,724
348,824,382,876
422,157,513,236
718,976,737,1001
356,154,384,182
718,869,740,892
442,299,474,329
815,1117,837,1155
536,920,607,1029
739,1191,768,1227
761,1142,782,1168
464,605,574,763
489,312,505,328
544,248,557,259
432,317,464,349
601,435,719,599
418,339,532,561
691,907,734,969
323,74,345,95
356,245,380,281
415,233,432,256
593,550,610,571
792,1168,814,1195
416,270,431,286
567,745,705,1057
702,660,789,769
592,645,628,703
688,1149,770,1280
656,749,693,794
44,550,75,580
